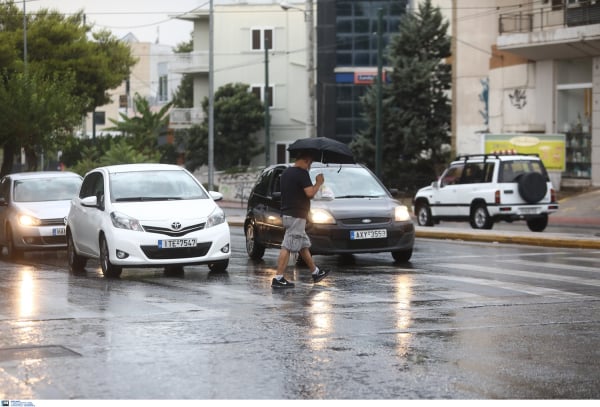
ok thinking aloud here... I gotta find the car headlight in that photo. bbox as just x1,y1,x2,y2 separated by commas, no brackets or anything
309,208,335,224
206,207,226,228
394,205,411,222
110,211,144,231
18,214,42,227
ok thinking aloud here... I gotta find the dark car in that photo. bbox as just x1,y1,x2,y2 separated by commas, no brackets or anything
244,162,415,262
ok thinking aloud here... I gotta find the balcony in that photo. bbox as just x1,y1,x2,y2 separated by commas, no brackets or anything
170,51,209,74
169,108,204,129
498,1,600,60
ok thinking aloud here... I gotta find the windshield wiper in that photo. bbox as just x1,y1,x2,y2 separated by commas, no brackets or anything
335,195,381,199
115,196,182,202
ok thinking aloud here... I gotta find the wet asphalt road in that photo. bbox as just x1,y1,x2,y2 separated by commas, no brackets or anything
0,228,599,399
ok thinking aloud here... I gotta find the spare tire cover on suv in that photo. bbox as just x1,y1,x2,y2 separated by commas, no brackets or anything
517,172,547,203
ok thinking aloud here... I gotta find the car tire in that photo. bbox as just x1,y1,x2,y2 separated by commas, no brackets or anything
6,225,24,260
526,214,548,232
470,203,493,229
518,172,547,203
415,202,434,227
208,259,229,272
392,249,413,262
99,235,122,278
67,231,87,273
245,222,265,260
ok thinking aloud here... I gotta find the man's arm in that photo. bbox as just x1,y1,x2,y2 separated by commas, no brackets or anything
304,173,324,199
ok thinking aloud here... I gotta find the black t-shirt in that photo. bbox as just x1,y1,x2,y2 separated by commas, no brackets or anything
280,166,313,219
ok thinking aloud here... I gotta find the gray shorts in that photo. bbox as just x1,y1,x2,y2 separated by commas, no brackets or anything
281,216,311,253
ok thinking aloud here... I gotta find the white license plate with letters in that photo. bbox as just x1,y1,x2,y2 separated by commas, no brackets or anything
519,207,540,215
52,227,66,236
350,229,387,240
158,238,197,249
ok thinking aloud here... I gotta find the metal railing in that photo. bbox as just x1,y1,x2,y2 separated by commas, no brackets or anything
499,1,600,34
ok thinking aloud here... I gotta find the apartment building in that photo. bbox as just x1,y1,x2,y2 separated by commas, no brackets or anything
455,0,600,188
81,33,185,143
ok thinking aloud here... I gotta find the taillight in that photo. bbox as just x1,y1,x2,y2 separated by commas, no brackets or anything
551,188,556,203
495,190,501,204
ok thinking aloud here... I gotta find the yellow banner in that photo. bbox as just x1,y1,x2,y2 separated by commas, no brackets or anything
484,134,565,171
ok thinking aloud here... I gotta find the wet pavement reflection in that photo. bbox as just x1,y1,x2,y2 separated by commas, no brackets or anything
0,231,598,399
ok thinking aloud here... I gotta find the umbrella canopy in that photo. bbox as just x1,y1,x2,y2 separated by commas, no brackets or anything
287,137,355,164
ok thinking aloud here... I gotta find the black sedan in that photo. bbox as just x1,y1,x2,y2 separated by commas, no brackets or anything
244,163,415,262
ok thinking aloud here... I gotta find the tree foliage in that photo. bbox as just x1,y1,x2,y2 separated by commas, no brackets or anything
172,39,194,108
182,83,264,171
352,0,451,192
0,1,136,175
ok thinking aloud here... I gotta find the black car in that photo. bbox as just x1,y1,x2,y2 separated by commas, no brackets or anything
244,163,415,262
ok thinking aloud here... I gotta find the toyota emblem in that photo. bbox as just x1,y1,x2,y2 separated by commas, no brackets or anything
171,222,182,230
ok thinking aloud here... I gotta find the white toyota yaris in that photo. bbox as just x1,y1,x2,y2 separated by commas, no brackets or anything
66,163,230,277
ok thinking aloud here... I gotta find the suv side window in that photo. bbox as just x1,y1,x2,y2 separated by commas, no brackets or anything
270,169,283,195
252,169,272,196
462,163,485,184
441,164,464,187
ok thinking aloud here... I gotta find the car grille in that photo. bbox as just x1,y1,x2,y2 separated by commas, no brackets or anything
142,223,206,237
340,217,390,225
140,242,212,259
40,218,66,226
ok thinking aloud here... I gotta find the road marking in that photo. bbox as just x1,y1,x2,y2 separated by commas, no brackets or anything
499,258,600,273
435,263,600,287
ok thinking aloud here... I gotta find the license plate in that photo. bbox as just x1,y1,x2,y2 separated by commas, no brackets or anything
52,227,66,236
350,229,387,240
519,207,540,215
158,238,197,248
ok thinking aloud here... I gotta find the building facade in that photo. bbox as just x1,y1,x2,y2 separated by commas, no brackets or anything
454,0,600,188
81,34,185,142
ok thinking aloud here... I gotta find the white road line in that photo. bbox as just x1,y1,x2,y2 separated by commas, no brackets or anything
499,258,600,273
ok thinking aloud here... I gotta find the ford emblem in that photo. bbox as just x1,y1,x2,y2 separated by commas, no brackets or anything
171,222,182,230
361,218,372,224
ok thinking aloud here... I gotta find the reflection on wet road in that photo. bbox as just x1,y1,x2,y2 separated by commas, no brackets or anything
0,229,598,399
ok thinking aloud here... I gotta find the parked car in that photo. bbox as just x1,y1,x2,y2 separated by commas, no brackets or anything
0,171,83,259
244,162,415,262
66,163,230,278
413,153,559,232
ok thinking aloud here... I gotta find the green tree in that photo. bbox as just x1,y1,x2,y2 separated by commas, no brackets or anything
353,0,451,192
0,1,136,175
172,39,194,108
0,70,86,173
182,83,264,171
106,92,172,156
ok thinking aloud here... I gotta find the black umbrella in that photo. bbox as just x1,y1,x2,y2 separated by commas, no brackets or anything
287,137,355,164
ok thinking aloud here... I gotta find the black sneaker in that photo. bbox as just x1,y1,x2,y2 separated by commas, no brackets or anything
312,268,330,283
271,277,295,288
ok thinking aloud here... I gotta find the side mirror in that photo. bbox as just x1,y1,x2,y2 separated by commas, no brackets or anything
209,191,223,201
431,181,439,189
388,188,399,197
81,196,98,208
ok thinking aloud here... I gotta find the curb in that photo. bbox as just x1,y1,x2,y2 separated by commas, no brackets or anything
225,217,600,250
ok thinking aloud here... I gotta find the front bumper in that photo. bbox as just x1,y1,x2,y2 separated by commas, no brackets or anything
13,224,67,250
306,221,415,255
107,222,231,267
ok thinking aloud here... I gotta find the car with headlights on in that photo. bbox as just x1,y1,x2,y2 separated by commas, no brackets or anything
66,163,230,278
0,171,83,259
244,163,415,262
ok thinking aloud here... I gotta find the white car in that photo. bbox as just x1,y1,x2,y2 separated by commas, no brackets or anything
66,163,230,277
0,171,83,259
413,154,559,232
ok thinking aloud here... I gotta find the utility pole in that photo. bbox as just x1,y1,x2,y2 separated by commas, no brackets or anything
306,0,315,138
375,8,383,179
23,0,27,72
264,34,271,166
208,0,215,190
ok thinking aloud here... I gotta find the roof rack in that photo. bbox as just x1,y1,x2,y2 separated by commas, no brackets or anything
454,153,540,162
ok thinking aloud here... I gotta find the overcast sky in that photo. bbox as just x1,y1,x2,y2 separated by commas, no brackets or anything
26,0,203,47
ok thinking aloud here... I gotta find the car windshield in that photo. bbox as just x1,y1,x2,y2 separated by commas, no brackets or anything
309,166,388,200
13,177,82,202
110,170,209,202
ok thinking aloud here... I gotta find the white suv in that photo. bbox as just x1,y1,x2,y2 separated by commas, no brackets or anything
413,154,559,232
